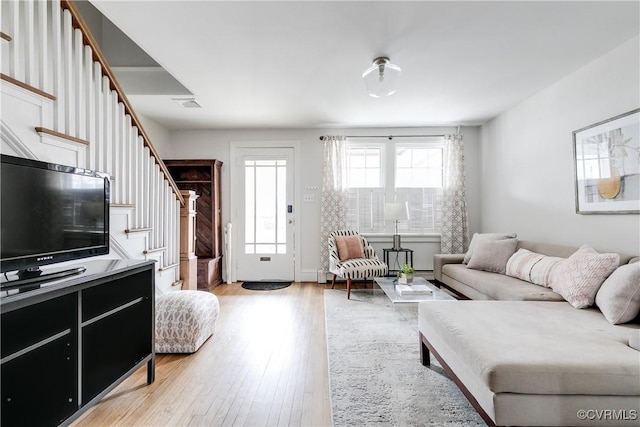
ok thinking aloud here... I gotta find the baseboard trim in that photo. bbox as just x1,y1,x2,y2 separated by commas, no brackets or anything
300,269,320,282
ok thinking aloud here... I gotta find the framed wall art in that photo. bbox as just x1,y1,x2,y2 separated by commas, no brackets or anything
573,108,640,214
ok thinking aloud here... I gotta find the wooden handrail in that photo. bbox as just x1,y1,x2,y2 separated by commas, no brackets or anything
60,0,184,206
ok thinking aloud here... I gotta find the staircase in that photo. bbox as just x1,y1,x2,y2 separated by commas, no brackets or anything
1,0,183,294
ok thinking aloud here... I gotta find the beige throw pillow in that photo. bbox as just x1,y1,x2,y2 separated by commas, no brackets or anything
466,238,518,274
595,263,640,324
463,232,517,264
506,248,543,282
530,255,564,287
549,245,620,309
505,249,563,287
335,235,365,261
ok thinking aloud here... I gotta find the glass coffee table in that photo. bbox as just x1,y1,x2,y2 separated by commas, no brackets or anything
374,276,455,303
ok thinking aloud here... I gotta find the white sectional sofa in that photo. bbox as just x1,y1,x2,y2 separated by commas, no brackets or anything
420,239,640,426
433,240,636,301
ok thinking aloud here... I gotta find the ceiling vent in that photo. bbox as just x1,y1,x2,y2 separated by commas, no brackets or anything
172,97,202,108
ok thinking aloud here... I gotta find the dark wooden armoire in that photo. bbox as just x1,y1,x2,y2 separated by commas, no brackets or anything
165,159,223,288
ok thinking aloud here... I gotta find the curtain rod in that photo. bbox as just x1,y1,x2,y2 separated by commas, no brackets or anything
318,134,445,141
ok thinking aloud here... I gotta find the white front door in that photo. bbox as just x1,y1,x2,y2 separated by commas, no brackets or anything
235,148,295,281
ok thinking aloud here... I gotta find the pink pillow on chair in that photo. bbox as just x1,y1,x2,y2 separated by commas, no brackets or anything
335,235,365,261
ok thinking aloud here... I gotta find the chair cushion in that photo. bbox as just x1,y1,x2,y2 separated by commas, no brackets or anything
442,264,564,301
155,290,219,353
335,235,365,261
336,258,387,279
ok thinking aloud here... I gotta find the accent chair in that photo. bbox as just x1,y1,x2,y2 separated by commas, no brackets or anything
328,230,388,299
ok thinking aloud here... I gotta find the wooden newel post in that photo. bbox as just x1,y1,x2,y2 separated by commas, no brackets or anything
180,190,198,290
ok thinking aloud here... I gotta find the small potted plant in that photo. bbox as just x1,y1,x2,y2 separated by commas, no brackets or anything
398,263,416,284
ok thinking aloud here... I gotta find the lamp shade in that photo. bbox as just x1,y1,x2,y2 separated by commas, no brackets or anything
362,57,401,98
384,202,410,221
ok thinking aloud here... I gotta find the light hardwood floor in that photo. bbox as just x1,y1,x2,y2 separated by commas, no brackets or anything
71,281,367,426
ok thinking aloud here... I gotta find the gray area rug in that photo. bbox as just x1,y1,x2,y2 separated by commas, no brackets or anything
324,289,485,426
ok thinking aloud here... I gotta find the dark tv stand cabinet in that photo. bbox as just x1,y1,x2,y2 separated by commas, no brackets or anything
0,259,156,427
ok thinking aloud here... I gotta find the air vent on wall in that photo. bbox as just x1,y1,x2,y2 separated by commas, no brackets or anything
172,97,202,108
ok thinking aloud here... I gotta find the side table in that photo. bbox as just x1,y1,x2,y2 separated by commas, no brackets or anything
383,248,414,277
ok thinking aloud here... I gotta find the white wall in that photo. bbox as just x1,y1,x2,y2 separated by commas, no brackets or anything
479,36,640,254
139,114,171,156
165,126,481,279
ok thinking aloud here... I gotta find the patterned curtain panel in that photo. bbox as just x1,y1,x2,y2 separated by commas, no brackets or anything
320,136,348,271
440,133,470,254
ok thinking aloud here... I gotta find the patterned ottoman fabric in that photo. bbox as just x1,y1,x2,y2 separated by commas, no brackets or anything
155,290,220,353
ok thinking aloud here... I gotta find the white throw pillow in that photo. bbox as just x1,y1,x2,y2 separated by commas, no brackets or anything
463,232,517,264
506,248,543,282
530,255,564,287
466,238,518,274
595,263,640,324
506,249,564,287
550,245,620,309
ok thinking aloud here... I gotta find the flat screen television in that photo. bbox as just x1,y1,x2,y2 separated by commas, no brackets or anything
1,155,110,286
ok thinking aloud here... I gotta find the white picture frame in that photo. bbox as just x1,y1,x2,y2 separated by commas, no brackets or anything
573,108,640,214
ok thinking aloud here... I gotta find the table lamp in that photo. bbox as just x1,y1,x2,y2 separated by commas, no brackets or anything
385,202,410,250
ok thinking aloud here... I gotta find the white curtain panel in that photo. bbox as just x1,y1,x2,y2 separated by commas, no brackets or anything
320,136,348,271
440,133,470,254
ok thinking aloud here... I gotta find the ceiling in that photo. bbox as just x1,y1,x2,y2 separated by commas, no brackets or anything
90,1,639,130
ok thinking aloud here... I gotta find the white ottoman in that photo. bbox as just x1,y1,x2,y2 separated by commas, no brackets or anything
155,290,220,353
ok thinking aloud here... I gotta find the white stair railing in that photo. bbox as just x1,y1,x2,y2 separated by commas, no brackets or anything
1,0,183,292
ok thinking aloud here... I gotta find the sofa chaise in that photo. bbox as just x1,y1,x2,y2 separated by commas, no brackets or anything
420,237,640,426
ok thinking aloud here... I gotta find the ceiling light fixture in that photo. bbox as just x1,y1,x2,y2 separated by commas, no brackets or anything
362,57,401,98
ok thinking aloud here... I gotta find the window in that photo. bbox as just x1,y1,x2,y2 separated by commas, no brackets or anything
345,142,385,232
345,138,443,234
395,145,442,188
346,145,383,187
394,143,443,233
244,159,287,254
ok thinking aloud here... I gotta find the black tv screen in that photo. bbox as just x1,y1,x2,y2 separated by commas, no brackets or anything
0,155,110,274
